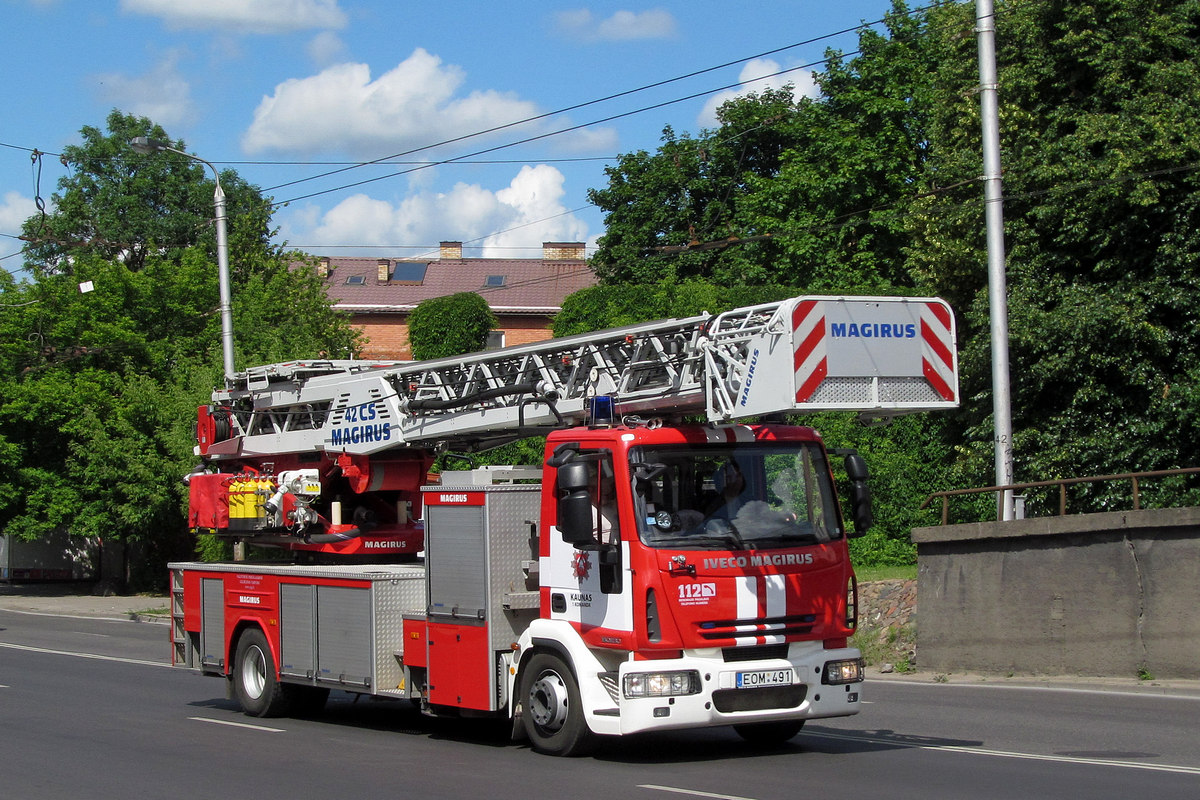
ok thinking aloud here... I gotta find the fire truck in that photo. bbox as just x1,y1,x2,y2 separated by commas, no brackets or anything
169,294,958,755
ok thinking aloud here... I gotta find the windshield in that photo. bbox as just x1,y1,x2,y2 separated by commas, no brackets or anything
631,443,843,551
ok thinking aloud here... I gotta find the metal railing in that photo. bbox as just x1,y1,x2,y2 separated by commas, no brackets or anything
920,467,1200,525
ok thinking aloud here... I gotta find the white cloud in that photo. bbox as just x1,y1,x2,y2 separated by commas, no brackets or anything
482,165,588,256
697,58,819,129
1,191,38,233
554,8,677,41
282,164,588,258
306,30,344,66
121,0,347,33
243,48,604,159
93,52,195,128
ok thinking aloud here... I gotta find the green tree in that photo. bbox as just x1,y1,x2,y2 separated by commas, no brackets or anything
740,3,944,294
408,292,497,360
1,113,358,588
20,110,274,274
585,0,1200,541
910,0,1200,512
588,2,942,294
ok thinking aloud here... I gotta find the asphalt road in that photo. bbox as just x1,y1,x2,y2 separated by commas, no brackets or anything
2,607,1198,799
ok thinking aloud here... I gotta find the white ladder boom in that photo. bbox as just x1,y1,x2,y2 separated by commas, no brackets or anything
202,295,957,458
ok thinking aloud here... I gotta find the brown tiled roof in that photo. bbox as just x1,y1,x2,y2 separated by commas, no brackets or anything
313,254,597,315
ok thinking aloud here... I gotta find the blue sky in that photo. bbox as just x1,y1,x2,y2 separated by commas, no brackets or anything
2,0,902,269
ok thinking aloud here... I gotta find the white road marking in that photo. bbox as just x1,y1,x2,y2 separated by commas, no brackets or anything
0,641,170,668
869,677,1200,702
189,716,285,733
640,786,757,800
0,608,142,623
803,730,1200,776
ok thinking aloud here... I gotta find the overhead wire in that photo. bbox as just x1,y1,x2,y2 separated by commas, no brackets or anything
0,3,936,256
258,7,924,195
3,0,1122,264
269,52,861,208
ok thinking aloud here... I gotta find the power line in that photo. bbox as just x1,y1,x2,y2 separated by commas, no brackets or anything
0,3,932,230
259,11,907,195
0,2,970,262
271,53,856,208
263,4,965,206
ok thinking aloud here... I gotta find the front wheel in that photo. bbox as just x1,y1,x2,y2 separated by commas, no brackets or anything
232,628,291,717
732,719,805,745
520,653,595,756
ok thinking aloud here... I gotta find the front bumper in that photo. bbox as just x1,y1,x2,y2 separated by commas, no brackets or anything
609,642,863,736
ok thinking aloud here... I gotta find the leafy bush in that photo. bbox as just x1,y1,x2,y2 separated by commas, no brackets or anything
408,292,497,360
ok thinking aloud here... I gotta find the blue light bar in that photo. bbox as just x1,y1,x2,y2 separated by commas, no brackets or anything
590,395,615,426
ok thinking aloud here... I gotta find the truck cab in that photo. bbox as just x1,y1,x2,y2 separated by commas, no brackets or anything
511,422,865,754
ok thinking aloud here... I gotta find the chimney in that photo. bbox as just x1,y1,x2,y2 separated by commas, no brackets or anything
317,257,331,278
542,241,586,260
440,241,463,260
377,259,391,282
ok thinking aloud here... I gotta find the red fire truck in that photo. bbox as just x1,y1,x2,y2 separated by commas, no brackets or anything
169,295,957,755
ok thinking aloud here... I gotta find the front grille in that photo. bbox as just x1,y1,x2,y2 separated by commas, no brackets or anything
713,684,807,713
722,644,789,662
696,614,816,642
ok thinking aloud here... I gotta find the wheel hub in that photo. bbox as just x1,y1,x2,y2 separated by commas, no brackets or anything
241,645,267,699
528,671,569,732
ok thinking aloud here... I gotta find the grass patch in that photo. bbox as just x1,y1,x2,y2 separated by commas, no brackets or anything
855,564,917,583
852,622,917,670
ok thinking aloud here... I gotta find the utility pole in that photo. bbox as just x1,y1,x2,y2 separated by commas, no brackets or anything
975,0,1016,520
129,137,236,383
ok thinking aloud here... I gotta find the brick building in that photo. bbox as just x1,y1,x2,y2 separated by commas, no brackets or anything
314,241,596,360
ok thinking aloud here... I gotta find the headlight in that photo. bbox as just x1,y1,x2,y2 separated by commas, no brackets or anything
623,670,700,698
822,657,865,685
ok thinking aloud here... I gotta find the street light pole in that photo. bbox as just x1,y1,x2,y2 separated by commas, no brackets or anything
129,136,236,382
974,0,1016,520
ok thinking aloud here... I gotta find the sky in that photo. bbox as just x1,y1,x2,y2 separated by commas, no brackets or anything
1,0,903,270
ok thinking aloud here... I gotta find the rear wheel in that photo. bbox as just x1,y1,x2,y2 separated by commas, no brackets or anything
733,719,805,745
232,628,291,717
520,653,595,756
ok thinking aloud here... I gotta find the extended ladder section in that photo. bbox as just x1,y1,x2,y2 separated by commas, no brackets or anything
199,295,958,459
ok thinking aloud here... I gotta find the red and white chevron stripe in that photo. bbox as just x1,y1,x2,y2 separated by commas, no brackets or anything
791,299,828,404
920,301,957,402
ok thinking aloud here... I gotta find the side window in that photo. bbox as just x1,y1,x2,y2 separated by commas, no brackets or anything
799,447,838,540
592,451,620,546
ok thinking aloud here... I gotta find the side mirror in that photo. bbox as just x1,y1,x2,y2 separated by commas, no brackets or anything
843,453,873,537
844,452,869,482
556,461,597,546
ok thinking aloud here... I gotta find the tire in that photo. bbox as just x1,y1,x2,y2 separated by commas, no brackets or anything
732,719,805,746
232,628,291,717
520,653,595,756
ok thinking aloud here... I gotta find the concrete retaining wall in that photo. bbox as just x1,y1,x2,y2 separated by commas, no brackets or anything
912,507,1200,678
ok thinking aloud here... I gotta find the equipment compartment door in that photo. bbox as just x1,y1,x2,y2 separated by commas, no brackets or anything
200,578,225,670
316,585,373,689
427,621,492,710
